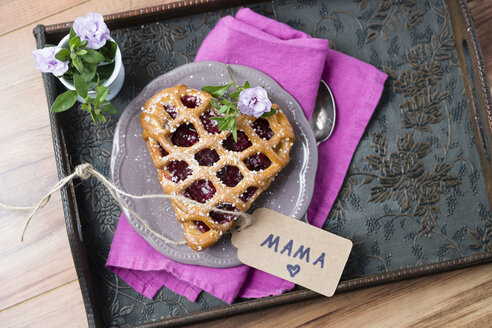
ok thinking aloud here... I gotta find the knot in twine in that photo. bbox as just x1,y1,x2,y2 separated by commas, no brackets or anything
0,163,252,243
74,163,93,180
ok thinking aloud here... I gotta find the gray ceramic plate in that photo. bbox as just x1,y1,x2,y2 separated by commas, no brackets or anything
111,61,318,268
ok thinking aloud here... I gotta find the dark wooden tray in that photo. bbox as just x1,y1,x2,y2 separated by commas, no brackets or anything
33,0,492,326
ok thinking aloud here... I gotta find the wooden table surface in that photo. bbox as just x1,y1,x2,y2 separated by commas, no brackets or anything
0,0,491,327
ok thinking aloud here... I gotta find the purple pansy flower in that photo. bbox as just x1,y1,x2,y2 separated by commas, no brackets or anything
32,46,69,76
73,12,110,49
237,87,272,117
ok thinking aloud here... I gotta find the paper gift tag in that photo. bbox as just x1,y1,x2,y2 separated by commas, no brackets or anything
231,208,352,297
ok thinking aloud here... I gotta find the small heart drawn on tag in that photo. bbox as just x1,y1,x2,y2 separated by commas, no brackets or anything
286,264,301,277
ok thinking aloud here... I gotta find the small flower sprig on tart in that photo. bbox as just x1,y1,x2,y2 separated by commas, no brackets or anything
202,65,276,142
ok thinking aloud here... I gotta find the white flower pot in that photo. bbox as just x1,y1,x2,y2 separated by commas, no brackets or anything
57,34,125,102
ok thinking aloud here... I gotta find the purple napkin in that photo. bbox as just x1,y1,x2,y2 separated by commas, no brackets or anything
106,7,387,304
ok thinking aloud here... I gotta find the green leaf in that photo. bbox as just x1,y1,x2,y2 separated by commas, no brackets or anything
61,70,73,81
96,62,115,81
76,49,87,56
211,116,229,130
94,86,109,107
100,41,117,62
244,81,250,89
97,113,107,123
230,105,239,116
69,36,81,50
72,56,84,73
209,98,220,109
50,90,77,113
227,117,235,130
218,105,229,115
85,96,95,105
55,48,70,62
202,83,232,98
261,107,276,118
210,116,224,123
89,110,98,124
73,74,88,98
82,48,105,64
232,121,238,142
80,40,88,49
80,62,97,82
100,100,117,114
69,27,76,41
218,119,229,131
81,102,91,112
229,90,240,100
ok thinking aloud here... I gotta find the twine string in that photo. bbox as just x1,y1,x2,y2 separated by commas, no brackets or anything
0,163,252,242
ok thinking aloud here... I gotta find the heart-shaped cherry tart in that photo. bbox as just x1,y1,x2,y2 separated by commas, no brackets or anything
141,84,294,251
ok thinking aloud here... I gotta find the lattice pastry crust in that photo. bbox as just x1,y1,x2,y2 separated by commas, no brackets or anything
140,84,294,251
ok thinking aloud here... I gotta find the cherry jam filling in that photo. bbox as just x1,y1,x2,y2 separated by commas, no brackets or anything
210,204,238,224
217,165,243,187
183,180,216,203
194,148,220,166
165,160,192,183
170,123,200,147
181,95,200,108
244,153,271,171
240,186,259,202
222,131,252,152
200,109,220,134
164,103,178,119
194,220,210,233
157,143,168,157
251,118,274,140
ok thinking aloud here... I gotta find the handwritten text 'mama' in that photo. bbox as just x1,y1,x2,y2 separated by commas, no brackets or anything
260,234,326,268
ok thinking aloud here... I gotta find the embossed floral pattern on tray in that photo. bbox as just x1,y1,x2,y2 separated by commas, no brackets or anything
58,0,492,325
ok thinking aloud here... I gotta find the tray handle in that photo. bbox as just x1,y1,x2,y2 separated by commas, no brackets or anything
461,38,491,160
448,0,492,203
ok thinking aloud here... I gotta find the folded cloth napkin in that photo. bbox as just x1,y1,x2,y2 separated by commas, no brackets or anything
106,7,387,304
